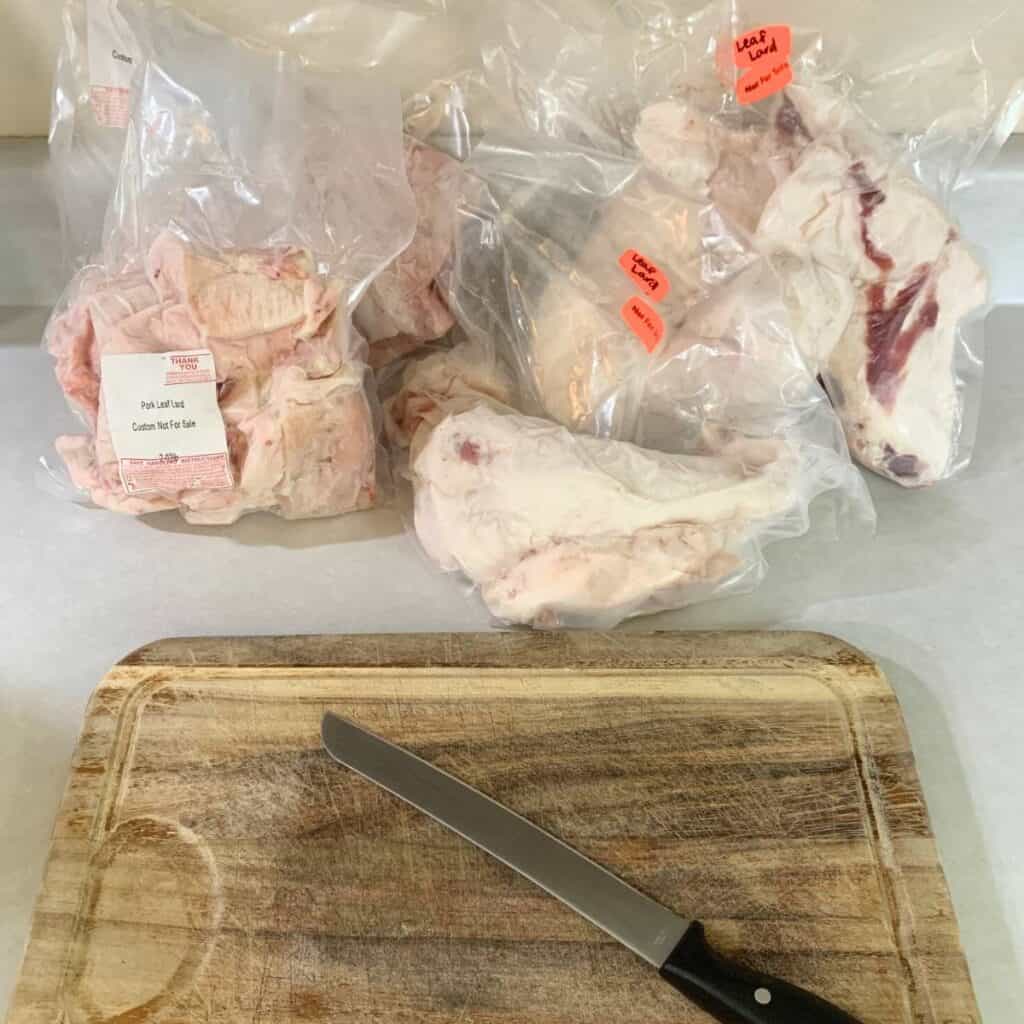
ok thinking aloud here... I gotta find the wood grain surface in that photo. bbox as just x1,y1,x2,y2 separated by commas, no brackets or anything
6,632,978,1024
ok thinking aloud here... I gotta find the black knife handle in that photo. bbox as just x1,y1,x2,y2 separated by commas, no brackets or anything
659,922,861,1024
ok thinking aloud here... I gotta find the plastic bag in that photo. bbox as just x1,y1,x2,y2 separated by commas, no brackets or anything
631,73,1004,486
354,137,462,369
50,0,142,275
386,338,863,629
51,1,479,374
449,131,858,481
480,0,1024,485
383,337,518,458
451,131,754,438
50,0,479,274
388,10,876,626
43,1,416,524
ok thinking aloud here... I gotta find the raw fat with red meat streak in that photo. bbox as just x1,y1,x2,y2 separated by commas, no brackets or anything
755,85,987,485
635,82,987,485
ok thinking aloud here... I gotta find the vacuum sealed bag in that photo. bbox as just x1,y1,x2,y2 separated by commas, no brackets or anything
50,0,141,274
354,137,462,369
50,0,478,376
373,3,896,628
43,1,416,523
452,132,754,438
385,333,865,629
632,74,1006,486
481,0,1024,486
50,0,469,273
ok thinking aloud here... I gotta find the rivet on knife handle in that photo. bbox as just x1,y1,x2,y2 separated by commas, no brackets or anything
659,922,861,1024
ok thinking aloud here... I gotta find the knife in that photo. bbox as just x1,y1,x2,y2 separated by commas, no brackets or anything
321,713,861,1024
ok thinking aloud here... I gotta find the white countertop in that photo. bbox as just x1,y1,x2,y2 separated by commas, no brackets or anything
1,138,1022,1021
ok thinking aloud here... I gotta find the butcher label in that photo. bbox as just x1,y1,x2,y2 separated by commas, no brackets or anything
618,250,671,302
732,26,792,71
620,296,665,353
730,25,793,105
100,350,232,495
737,61,793,105
86,0,138,128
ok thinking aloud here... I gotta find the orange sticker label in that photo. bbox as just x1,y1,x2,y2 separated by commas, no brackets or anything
732,25,792,71
731,25,793,105
737,61,793,105
618,249,670,302
620,296,665,353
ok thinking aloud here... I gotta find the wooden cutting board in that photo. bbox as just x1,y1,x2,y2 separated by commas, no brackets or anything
7,632,978,1024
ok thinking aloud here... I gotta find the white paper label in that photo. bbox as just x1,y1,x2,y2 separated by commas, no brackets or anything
101,350,232,496
86,0,138,128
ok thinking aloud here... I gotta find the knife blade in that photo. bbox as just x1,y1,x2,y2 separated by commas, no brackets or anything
322,712,861,1024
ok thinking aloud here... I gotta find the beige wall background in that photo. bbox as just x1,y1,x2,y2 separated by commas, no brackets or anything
1,0,1022,137
2,4,61,136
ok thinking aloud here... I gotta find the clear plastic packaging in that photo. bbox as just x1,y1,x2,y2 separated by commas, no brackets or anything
43,1,416,524
479,0,1024,486
355,138,462,369
632,78,1001,486
385,327,868,629
385,339,864,626
51,0,477,274
379,3,893,627
51,1,477,375
383,337,518,458
449,132,860,487
50,0,141,275
451,131,754,438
